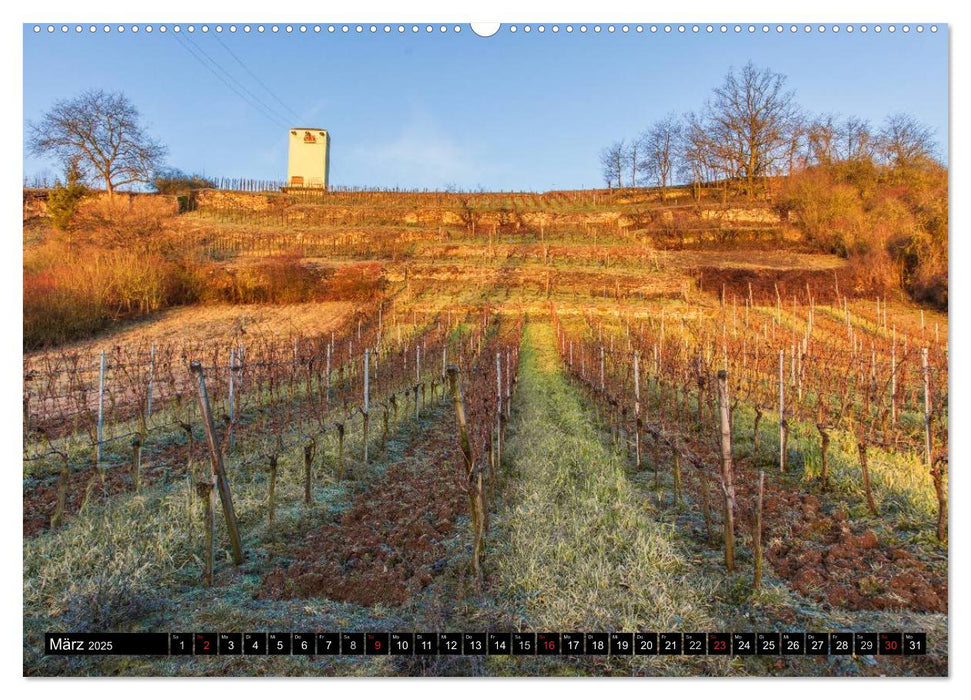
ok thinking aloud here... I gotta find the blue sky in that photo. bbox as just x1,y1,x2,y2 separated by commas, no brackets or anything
22,24,948,191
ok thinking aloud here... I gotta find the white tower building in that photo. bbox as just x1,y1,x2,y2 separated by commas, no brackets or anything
287,128,330,189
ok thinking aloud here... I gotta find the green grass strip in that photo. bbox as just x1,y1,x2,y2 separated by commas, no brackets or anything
493,321,713,633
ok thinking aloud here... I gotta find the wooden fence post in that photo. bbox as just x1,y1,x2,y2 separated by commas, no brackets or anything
717,370,736,571
190,361,244,565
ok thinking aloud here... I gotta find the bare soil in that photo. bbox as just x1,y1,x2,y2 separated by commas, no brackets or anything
674,454,948,614
260,408,466,606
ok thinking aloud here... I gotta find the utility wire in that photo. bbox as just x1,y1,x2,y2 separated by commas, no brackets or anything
213,34,303,124
182,33,294,126
173,33,289,129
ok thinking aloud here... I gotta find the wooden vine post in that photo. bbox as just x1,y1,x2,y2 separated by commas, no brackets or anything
633,350,641,469
304,440,315,506
699,471,714,544
189,361,244,566
817,424,831,490
672,450,682,504
415,345,421,422
754,470,765,591
505,350,512,420
716,370,736,571
146,343,156,419
447,365,484,583
753,404,763,459
363,349,370,466
890,331,897,429
778,349,786,472
922,348,932,466
96,350,106,467
227,348,237,453
268,455,278,525
195,478,215,587
600,344,605,393
325,342,332,409
335,422,346,480
51,451,70,529
496,352,503,469
131,436,142,492
930,454,948,543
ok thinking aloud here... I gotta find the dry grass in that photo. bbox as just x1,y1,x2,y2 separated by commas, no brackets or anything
494,323,716,637
25,302,354,361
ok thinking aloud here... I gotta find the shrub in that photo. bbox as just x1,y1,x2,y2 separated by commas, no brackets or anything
46,161,88,231
150,168,216,195
326,263,386,301
198,252,326,305
780,159,947,308
23,240,205,349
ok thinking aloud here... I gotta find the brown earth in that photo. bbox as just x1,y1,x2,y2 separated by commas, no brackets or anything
708,463,947,614
260,409,467,606
23,438,193,537
628,394,946,615
693,264,891,305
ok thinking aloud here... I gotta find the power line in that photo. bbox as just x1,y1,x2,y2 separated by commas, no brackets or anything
179,32,292,127
172,32,289,129
213,34,303,124
183,36,288,126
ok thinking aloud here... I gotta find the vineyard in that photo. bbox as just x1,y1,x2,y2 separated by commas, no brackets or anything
552,292,948,612
23,187,947,678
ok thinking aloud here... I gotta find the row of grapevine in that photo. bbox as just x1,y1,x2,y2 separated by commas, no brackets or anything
446,312,523,581
24,305,494,534
551,300,948,551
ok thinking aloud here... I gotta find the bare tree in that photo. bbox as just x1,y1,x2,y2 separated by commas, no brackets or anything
683,110,737,201
876,113,938,167
682,112,715,200
600,140,626,189
704,62,799,196
840,116,874,161
642,114,683,199
27,89,167,195
782,113,808,178
625,138,642,188
806,114,840,166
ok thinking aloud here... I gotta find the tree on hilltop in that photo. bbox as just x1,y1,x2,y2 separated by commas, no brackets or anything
28,89,167,196
600,140,626,189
